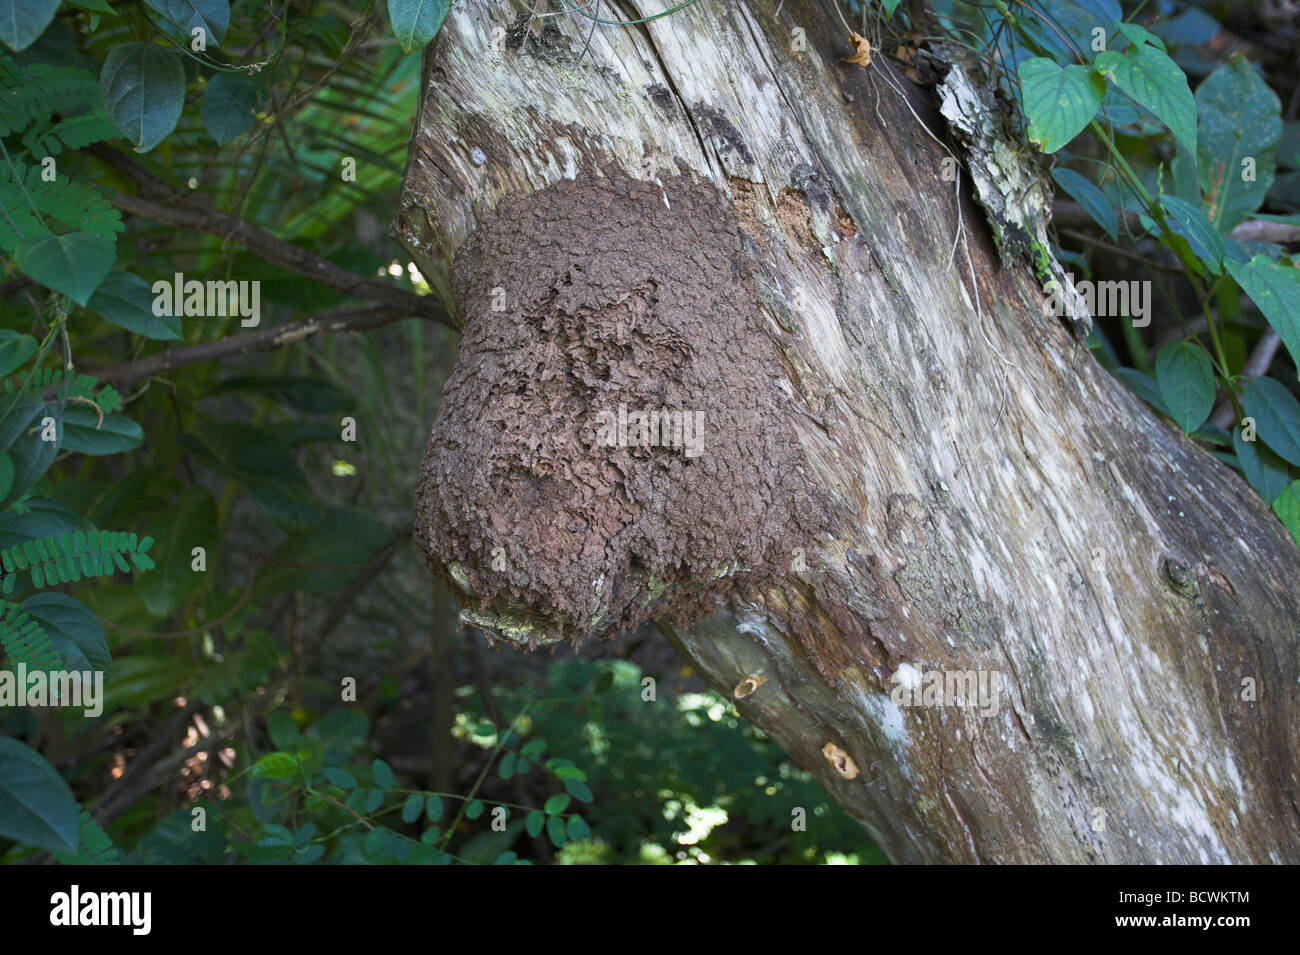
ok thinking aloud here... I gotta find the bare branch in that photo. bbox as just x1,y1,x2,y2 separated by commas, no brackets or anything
87,304,417,388
83,144,454,329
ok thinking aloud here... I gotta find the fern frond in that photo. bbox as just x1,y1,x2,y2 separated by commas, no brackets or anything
22,111,118,156
52,810,121,865
0,598,63,669
93,384,122,414
3,370,124,412
0,58,99,137
0,530,155,593
0,178,49,252
0,163,123,237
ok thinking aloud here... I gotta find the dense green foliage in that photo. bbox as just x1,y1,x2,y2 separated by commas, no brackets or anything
919,0,1300,536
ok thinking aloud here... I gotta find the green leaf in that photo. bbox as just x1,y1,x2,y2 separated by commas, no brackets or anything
0,737,78,853
371,758,395,788
363,788,383,813
207,375,352,414
550,764,586,781
1151,8,1220,47
57,406,143,456
100,42,186,153
1196,55,1282,231
1017,57,1103,154
566,814,591,841
257,507,393,592
201,72,260,144
52,809,120,864
1242,377,1300,467
252,751,300,779
387,0,451,54
499,751,516,780
15,232,115,306
401,792,424,823
0,395,45,455
493,850,517,865
1226,256,1300,379
1272,481,1300,547
306,711,369,765
1155,341,1216,434
0,0,60,52
424,794,443,822
546,814,567,848
1116,21,1165,52
142,0,230,46
1158,194,1224,275
296,843,324,864
21,593,108,671
0,330,37,378
544,792,571,815
0,451,11,502
0,497,85,556
3,406,58,503
1190,423,1232,447
267,710,300,750
1114,366,1172,412
1096,45,1197,157
1233,427,1292,504
521,739,546,759
67,0,118,12
301,13,348,56
321,767,357,790
525,809,544,838
1052,167,1116,239
563,778,593,803
465,799,485,820
138,489,217,619
362,825,387,856
86,271,181,340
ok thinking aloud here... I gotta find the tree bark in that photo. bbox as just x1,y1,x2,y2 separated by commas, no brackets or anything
395,0,1300,864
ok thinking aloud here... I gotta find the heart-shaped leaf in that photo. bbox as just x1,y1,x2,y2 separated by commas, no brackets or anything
1018,57,1104,154
387,0,452,55
142,0,229,46
1227,256,1300,379
1155,340,1215,434
0,0,60,52
1097,45,1197,157
0,330,37,378
100,42,186,153
87,271,181,340
0,738,79,854
1242,377,1300,467
15,232,115,306
200,72,260,144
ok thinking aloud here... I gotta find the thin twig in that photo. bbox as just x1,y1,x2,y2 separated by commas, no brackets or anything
86,305,413,389
81,144,451,328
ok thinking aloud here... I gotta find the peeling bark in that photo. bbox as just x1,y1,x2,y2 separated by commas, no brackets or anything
396,0,1300,864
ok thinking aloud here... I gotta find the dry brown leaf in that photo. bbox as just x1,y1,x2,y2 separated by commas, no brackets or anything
844,31,871,67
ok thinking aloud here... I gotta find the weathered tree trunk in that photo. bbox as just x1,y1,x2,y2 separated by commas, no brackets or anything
395,0,1300,863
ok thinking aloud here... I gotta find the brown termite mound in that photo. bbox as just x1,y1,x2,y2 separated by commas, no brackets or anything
414,170,831,647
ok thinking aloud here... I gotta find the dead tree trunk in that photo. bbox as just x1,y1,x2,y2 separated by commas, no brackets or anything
395,0,1300,863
